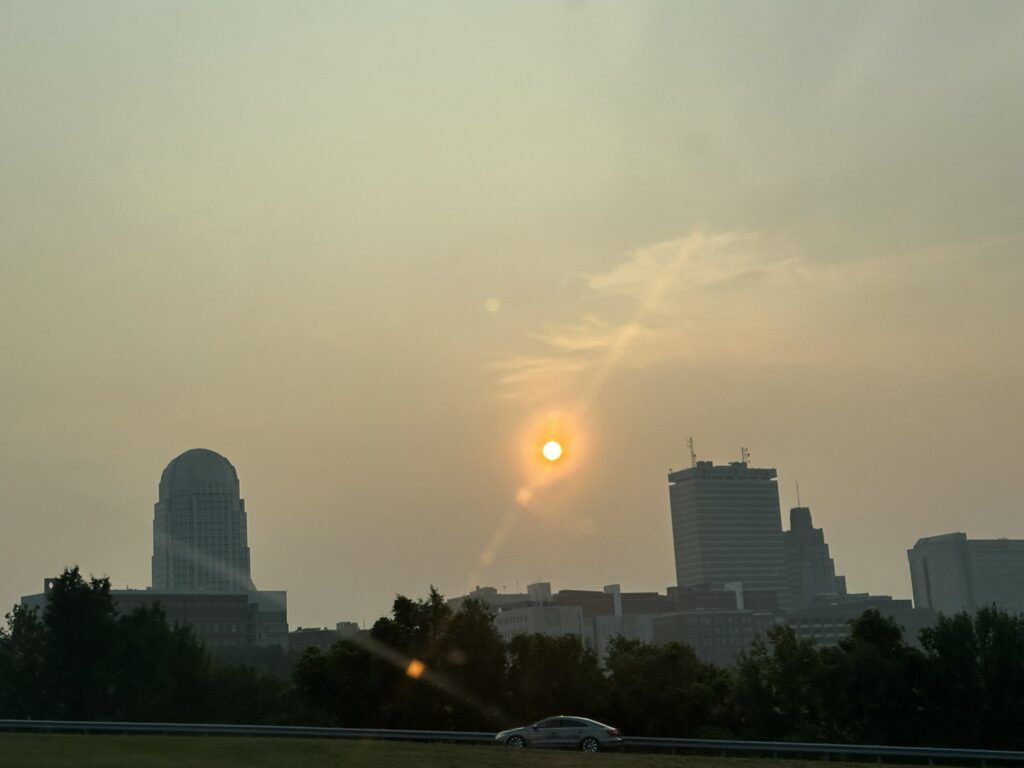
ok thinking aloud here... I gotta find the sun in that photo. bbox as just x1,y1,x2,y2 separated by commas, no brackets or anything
542,440,563,462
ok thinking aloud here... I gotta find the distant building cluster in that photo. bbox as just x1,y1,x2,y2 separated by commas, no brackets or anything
450,457,1023,667
20,449,1024,666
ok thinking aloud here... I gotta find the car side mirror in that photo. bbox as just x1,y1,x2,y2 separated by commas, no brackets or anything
531,725,539,731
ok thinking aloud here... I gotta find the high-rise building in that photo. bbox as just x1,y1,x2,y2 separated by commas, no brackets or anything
908,533,1024,615
783,506,847,609
667,460,790,608
22,448,288,652
152,448,255,593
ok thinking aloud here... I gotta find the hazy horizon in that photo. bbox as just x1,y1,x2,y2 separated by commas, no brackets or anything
2,1,1022,629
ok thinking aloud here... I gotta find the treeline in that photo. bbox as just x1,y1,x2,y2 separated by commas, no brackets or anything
4,569,1024,749
0,569,289,723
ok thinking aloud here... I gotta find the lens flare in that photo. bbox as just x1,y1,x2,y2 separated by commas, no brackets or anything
542,440,563,461
406,659,426,679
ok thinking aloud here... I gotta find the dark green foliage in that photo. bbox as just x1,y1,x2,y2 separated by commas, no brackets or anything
10,571,1024,746
42,568,120,719
818,610,927,745
368,588,456,729
213,643,291,678
293,641,377,726
371,588,451,659
606,638,730,737
0,567,212,722
206,663,292,725
919,607,1024,748
733,625,825,741
354,591,511,730
111,604,210,722
505,633,607,721
0,605,47,717
435,599,508,729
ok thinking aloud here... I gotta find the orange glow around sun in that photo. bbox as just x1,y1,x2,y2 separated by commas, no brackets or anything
512,409,588,508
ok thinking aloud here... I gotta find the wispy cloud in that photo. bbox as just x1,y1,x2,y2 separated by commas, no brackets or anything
495,231,791,402
495,230,1023,404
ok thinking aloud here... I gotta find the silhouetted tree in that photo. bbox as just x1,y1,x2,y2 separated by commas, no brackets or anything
369,587,454,728
206,662,292,724
213,643,291,678
41,568,120,719
0,604,47,717
112,604,210,722
18,572,1024,745
293,640,378,726
506,633,607,721
606,638,731,737
436,599,508,728
819,610,927,744
920,607,1024,748
733,625,825,741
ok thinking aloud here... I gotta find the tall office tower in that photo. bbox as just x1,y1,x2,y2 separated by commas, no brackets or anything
908,533,1024,615
783,506,847,609
152,448,255,593
668,460,790,608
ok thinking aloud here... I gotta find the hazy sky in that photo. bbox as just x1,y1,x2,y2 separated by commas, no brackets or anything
2,1,1022,629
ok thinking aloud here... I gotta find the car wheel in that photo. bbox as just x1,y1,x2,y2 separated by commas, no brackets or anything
581,736,599,752
506,735,526,749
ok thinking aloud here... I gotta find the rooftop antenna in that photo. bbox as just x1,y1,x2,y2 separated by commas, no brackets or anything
796,479,802,508
687,436,697,467
740,446,750,464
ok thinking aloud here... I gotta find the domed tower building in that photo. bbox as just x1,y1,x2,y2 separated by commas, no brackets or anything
152,448,256,593
22,448,288,652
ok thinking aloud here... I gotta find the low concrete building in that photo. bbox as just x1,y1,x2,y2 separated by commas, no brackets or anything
591,613,655,661
494,604,586,643
21,579,289,651
447,585,532,612
462,583,670,662
653,609,781,667
786,593,935,648
289,621,362,653
290,627,341,653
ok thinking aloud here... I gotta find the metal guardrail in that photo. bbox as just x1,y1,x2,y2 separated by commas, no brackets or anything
3,719,1024,764
621,736,1024,763
0,719,492,743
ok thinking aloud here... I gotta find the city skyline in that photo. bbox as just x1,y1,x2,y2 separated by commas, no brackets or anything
3,441,1014,630
2,2,1023,630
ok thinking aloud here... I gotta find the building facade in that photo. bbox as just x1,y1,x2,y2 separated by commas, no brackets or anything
909,533,1024,615
668,460,790,608
21,580,288,650
653,609,780,667
783,506,847,610
785,593,934,649
450,583,670,662
152,448,255,593
494,604,586,643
